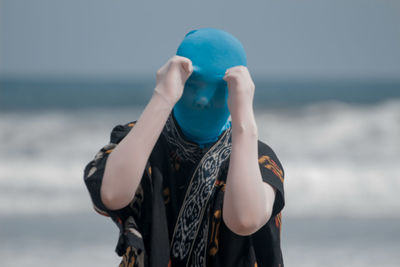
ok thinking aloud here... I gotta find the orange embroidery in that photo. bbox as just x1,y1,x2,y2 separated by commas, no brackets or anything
93,205,110,217
105,149,113,154
163,187,170,204
119,246,136,267
128,122,136,127
275,212,282,232
208,209,222,256
214,180,226,192
258,155,284,183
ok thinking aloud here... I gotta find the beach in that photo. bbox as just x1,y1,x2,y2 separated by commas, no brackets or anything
1,84,399,266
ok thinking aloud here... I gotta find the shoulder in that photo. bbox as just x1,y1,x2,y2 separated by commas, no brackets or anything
257,140,285,185
257,140,279,158
109,120,138,144
257,139,285,218
257,140,284,175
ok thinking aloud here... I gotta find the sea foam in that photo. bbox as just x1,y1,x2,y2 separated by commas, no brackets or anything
0,100,399,217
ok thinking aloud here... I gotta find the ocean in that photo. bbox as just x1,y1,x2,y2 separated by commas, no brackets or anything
0,77,399,266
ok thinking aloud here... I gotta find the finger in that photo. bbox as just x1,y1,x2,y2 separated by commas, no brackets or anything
223,68,231,80
174,55,189,62
223,65,244,78
223,72,229,81
227,65,247,74
223,71,237,82
182,59,193,74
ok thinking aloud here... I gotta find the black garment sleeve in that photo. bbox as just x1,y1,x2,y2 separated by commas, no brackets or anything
83,120,155,265
257,140,285,218
250,141,285,267
83,120,150,220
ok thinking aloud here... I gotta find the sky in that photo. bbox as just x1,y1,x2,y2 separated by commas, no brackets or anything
1,0,399,79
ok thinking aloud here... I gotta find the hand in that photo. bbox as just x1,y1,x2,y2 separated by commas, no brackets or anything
154,55,193,108
223,66,255,118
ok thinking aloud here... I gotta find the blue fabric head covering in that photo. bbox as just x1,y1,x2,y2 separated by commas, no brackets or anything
173,28,247,148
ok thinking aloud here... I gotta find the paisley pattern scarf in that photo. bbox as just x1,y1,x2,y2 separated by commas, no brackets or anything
162,113,233,267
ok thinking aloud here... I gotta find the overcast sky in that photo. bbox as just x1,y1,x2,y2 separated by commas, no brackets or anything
1,0,399,79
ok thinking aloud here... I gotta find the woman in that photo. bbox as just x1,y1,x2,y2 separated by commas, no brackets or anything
83,28,285,267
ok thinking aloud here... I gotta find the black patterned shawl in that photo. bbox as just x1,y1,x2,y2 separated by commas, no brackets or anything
83,112,285,267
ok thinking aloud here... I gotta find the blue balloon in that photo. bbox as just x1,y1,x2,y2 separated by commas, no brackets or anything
173,28,247,148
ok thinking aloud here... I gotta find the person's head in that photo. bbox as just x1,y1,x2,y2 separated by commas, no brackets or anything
173,28,247,147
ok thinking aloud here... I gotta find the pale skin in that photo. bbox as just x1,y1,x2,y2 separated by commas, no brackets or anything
223,66,276,236
101,55,276,236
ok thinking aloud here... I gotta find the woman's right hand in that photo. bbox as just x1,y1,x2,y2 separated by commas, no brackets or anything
154,55,193,108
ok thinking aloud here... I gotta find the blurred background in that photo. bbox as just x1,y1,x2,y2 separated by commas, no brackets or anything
1,0,399,266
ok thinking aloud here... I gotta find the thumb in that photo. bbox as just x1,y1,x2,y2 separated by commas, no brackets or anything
181,59,193,75
223,70,233,82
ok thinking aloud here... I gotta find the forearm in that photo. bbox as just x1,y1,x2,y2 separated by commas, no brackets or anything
101,90,172,210
223,107,273,235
